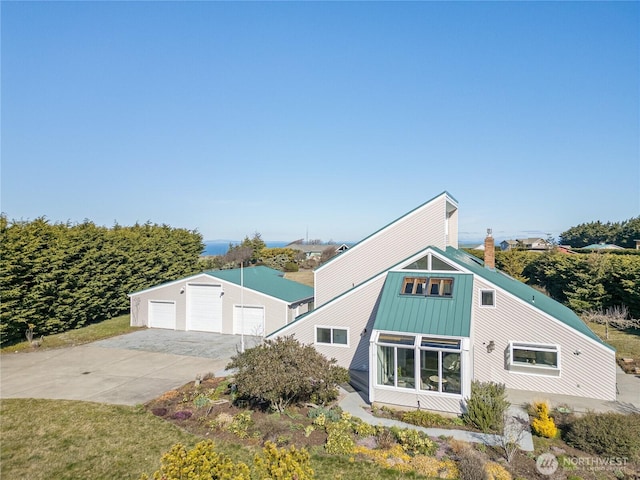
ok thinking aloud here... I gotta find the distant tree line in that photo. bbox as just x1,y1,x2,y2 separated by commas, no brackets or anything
0,215,205,346
559,216,640,248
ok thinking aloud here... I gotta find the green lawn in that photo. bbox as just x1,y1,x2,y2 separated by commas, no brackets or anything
0,399,426,480
1,315,139,354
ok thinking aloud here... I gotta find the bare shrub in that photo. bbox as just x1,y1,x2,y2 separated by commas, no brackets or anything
582,305,639,339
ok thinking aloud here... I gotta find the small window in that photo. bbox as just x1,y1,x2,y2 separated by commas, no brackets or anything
427,278,453,297
480,290,495,307
401,277,427,295
316,326,348,346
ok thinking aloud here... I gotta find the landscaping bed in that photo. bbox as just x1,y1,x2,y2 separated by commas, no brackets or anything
143,377,640,480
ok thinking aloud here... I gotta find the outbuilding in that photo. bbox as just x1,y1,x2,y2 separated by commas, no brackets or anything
129,266,314,336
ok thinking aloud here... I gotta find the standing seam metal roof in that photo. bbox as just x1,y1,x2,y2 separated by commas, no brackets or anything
205,266,314,303
373,272,473,337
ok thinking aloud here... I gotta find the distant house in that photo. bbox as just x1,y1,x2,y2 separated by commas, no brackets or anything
635,240,640,250
501,238,551,251
268,192,616,414
582,243,624,250
286,243,349,261
500,240,519,251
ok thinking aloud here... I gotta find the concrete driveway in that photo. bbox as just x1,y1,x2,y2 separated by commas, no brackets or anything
0,329,261,406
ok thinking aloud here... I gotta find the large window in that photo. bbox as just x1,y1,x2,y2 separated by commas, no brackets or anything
376,333,462,394
315,326,348,346
509,342,559,375
376,334,416,389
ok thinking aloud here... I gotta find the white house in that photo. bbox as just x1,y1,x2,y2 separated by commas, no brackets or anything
267,192,617,414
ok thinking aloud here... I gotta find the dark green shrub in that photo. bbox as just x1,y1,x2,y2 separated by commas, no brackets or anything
463,381,510,433
307,406,342,423
565,412,640,461
226,335,349,412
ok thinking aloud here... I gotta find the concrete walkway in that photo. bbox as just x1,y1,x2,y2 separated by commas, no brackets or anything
507,366,640,415
337,387,535,451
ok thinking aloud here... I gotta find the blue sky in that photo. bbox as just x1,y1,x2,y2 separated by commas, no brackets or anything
2,1,638,244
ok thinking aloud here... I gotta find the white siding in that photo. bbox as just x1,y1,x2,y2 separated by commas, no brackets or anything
315,194,454,306
471,277,616,401
130,274,216,331
373,388,463,414
273,276,387,370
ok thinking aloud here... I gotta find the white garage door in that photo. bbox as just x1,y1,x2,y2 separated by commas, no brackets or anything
233,305,265,336
187,283,223,332
149,300,176,329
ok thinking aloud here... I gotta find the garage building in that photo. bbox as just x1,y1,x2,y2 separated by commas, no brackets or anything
129,266,314,336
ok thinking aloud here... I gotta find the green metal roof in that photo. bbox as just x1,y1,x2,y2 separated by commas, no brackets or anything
373,272,473,337
436,247,613,350
205,266,314,303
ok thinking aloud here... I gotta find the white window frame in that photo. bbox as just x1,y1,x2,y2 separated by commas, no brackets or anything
374,331,463,396
315,326,350,347
479,289,496,308
509,341,560,376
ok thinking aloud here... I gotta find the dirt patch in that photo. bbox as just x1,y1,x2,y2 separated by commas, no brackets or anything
144,377,327,449
618,357,640,374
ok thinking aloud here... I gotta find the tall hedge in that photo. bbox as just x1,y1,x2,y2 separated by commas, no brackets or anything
523,252,640,317
0,215,205,346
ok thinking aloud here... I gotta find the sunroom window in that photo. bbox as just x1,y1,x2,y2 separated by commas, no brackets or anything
376,334,462,394
376,334,416,389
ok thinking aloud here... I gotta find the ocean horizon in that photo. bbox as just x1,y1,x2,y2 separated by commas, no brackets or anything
201,240,290,256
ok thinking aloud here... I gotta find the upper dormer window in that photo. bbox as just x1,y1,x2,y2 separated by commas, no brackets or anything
427,278,453,296
401,277,427,295
401,276,454,297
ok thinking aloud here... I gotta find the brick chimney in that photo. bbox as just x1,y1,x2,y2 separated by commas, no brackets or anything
484,228,495,269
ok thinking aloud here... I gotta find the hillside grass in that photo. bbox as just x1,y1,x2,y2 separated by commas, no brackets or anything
0,315,139,354
285,269,315,287
587,321,640,360
0,398,426,480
